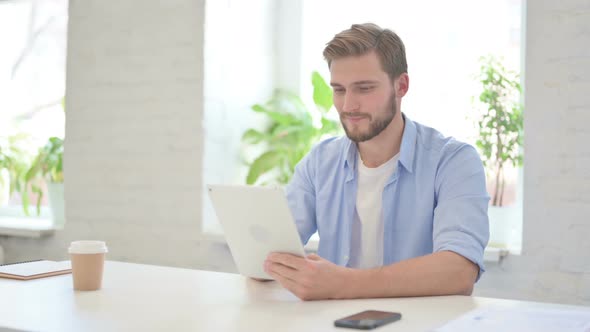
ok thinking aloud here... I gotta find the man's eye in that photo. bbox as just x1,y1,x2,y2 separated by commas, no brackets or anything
359,86,374,92
333,88,345,94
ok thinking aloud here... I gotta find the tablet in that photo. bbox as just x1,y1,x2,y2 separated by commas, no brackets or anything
207,184,306,279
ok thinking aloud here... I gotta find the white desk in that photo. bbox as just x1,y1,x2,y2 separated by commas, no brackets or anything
1,261,588,332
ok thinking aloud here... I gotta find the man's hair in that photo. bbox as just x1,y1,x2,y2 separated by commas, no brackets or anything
323,23,408,82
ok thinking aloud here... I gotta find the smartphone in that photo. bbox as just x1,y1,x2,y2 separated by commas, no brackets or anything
334,310,402,330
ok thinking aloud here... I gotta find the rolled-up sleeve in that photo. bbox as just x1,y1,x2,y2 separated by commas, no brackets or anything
285,149,318,245
433,143,490,281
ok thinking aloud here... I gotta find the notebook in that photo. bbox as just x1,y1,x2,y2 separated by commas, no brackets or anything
0,260,71,280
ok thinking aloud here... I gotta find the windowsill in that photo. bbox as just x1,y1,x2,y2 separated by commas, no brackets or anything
200,231,514,264
484,246,511,262
0,205,56,238
303,240,513,263
0,217,56,238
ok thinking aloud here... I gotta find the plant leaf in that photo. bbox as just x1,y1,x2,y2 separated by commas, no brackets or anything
241,129,265,144
246,150,282,185
312,71,333,113
252,104,299,126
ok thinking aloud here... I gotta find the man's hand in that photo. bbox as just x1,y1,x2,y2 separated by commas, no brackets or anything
264,251,477,300
264,252,350,301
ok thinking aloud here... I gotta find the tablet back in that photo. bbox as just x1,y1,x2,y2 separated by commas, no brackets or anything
207,184,306,279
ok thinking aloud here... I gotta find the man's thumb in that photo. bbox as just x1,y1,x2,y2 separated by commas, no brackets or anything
307,253,321,261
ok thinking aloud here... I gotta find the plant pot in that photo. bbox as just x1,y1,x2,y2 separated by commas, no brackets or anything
488,204,522,249
0,168,9,207
47,182,65,228
487,166,524,249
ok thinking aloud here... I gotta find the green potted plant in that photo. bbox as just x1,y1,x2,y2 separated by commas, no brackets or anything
241,71,341,185
0,134,32,207
473,55,523,247
23,136,65,227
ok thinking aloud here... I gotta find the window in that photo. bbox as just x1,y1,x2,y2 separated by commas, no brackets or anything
201,0,276,234
0,0,68,220
298,0,524,250
205,0,523,250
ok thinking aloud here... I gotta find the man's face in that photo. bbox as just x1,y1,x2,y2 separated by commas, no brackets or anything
330,51,397,143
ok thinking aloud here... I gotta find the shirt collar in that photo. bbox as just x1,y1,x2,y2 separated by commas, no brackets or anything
342,112,417,174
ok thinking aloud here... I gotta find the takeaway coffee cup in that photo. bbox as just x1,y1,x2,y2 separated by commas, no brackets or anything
68,241,108,291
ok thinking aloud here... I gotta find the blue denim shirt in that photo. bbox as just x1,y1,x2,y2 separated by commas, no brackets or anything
286,114,490,278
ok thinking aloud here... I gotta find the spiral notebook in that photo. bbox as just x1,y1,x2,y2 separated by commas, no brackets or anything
0,260,71,280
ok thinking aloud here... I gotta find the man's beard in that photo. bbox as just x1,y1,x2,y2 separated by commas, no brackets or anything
340,92,397,143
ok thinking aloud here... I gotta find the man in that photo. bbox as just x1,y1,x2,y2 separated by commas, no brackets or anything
263,23,489,301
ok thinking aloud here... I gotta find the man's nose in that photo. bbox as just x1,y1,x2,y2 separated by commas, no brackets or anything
342,92,359,112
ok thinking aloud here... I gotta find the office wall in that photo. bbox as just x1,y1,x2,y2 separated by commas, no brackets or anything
474,0,590,305
1,0,589,306
0,0,235,272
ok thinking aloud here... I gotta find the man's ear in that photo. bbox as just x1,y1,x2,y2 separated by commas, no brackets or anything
395,73,410,98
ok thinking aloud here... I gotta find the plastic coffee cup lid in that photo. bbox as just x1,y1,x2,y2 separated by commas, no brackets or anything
68,241,108,254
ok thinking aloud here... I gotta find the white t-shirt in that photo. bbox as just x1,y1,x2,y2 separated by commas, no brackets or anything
348,152,399,269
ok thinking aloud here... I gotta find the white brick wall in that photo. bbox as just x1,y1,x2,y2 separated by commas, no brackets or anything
474,0,590,305
65,0,206,267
